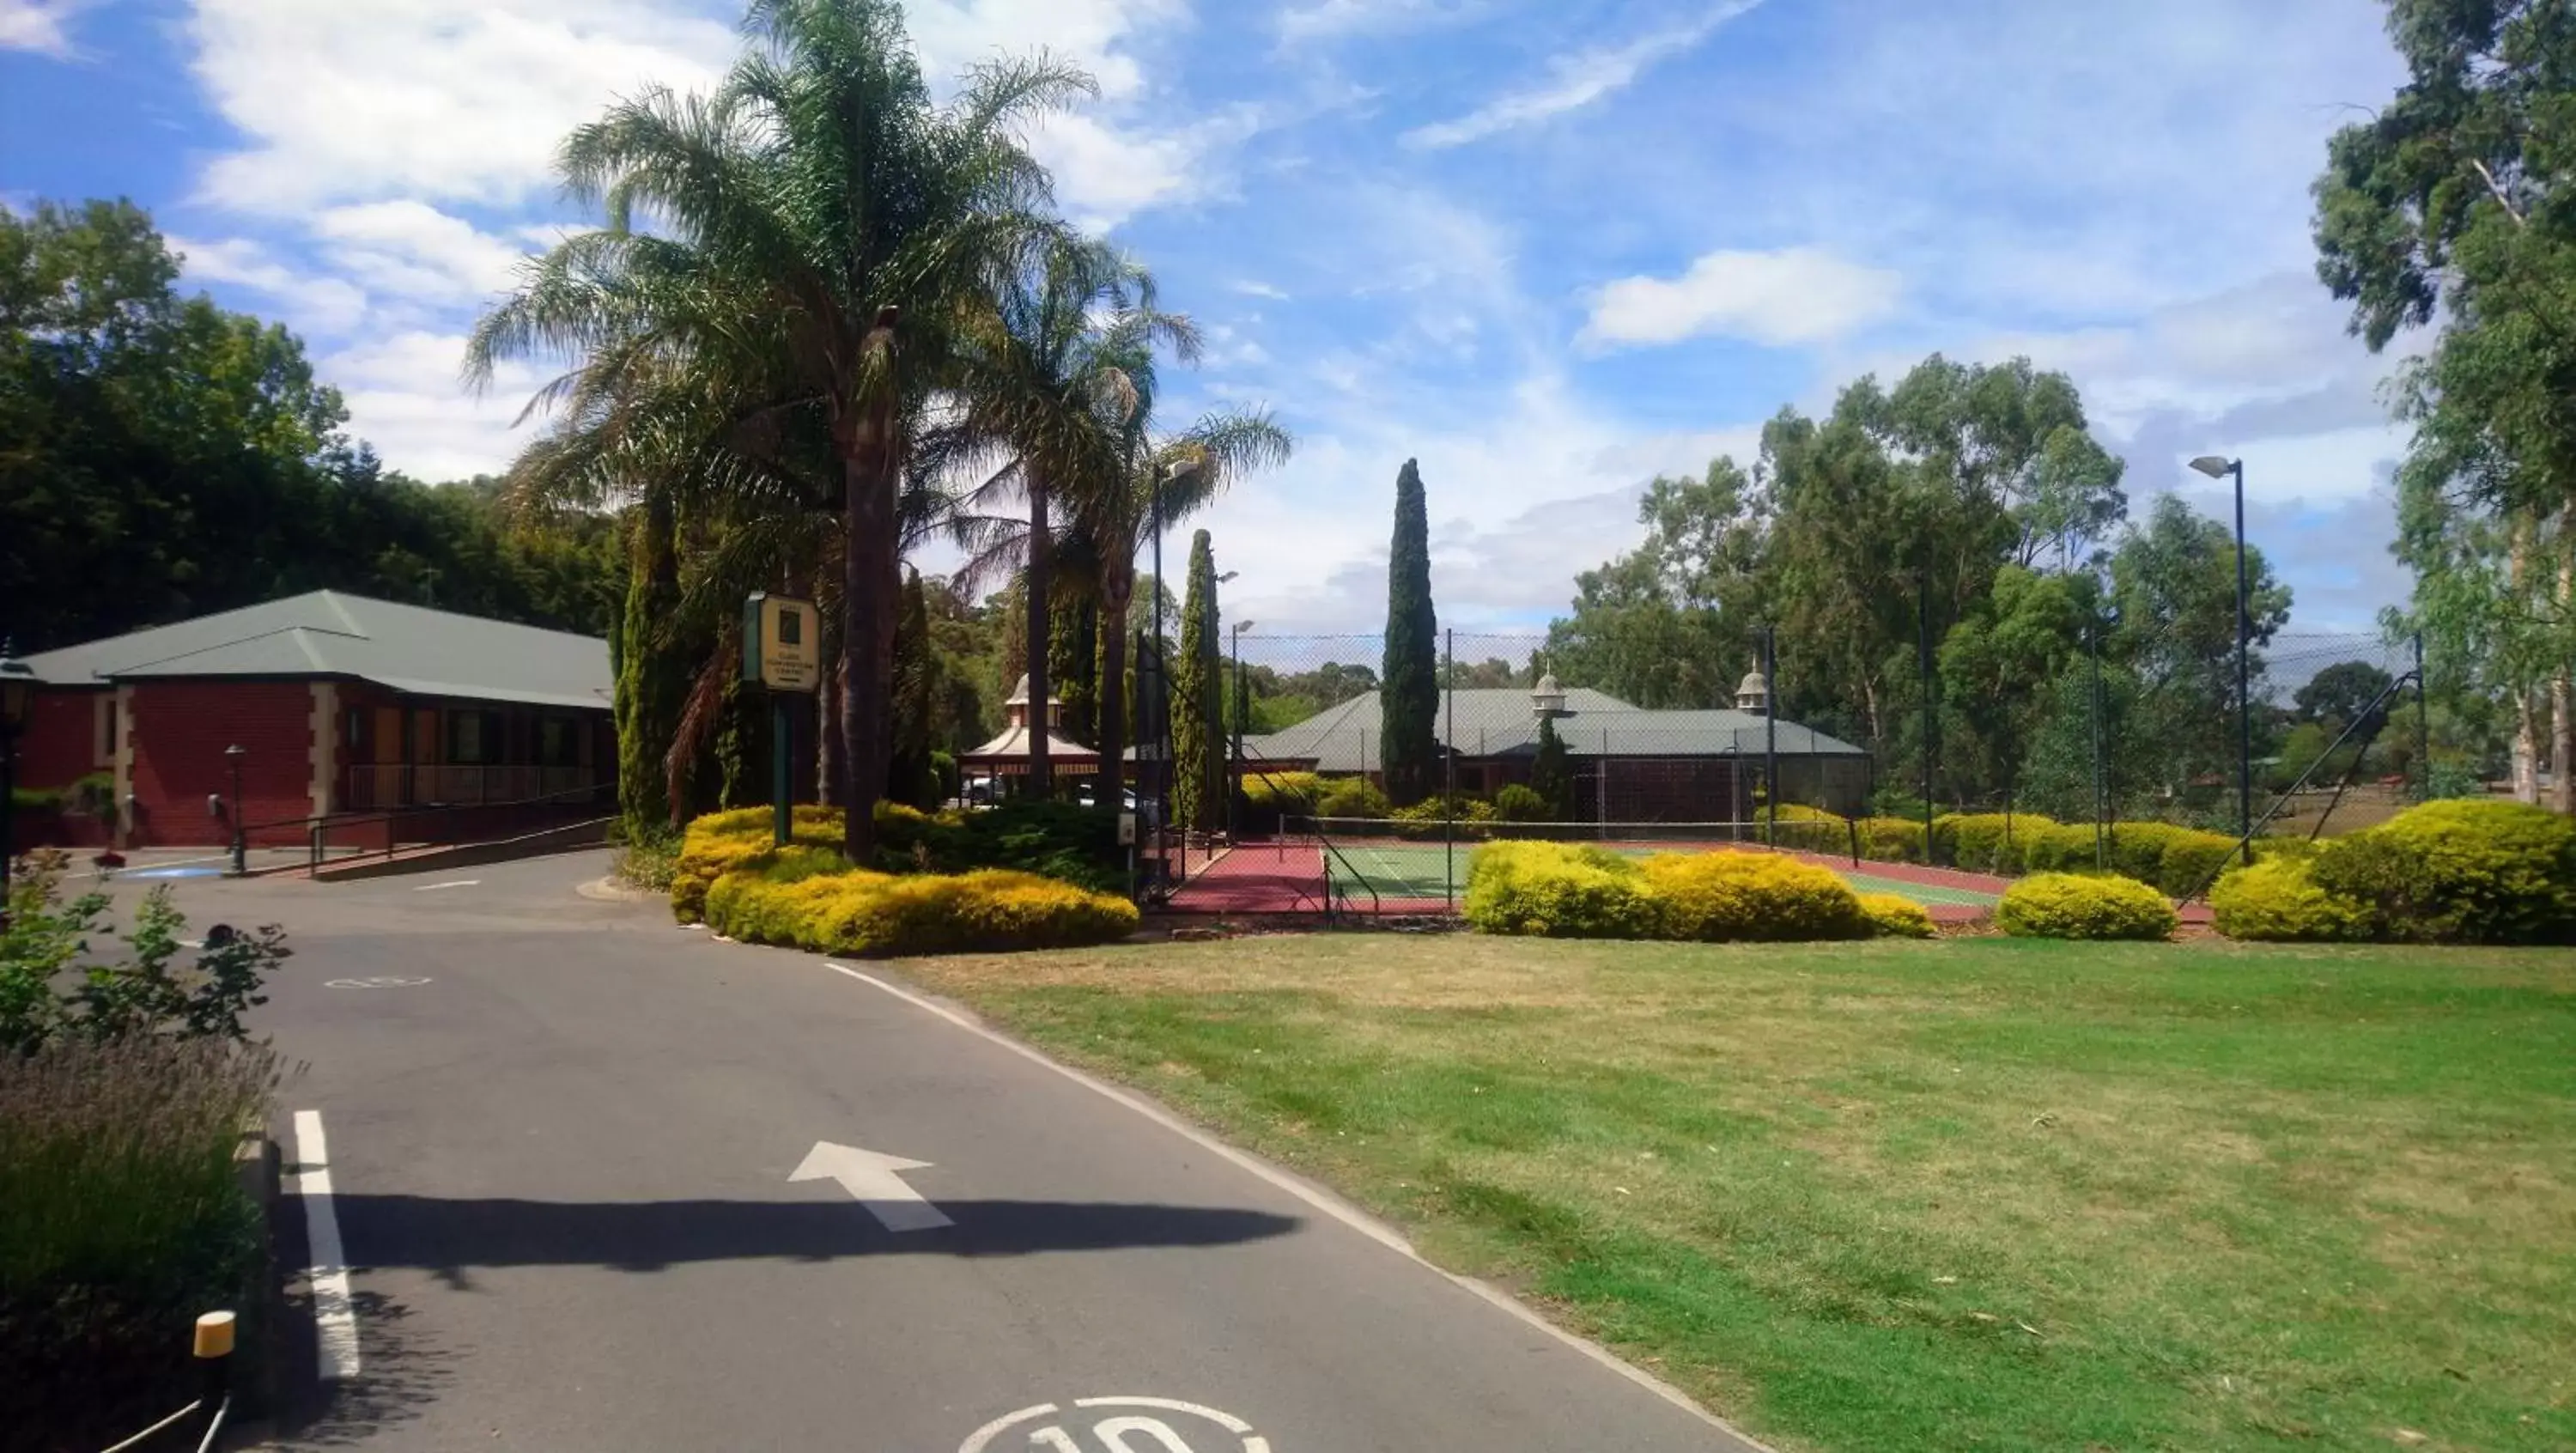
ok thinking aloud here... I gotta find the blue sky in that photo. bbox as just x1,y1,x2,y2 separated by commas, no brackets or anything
2,0,2416,636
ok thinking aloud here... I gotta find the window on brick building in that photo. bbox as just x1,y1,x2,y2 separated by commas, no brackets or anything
446,709,502,764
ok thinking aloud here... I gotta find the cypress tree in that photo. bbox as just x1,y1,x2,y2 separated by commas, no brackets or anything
614,495,686,836
889,570,941,808
1381,458,1439,806
1048,592,1098,746
1531,715,1574,819
1173,531,1223,832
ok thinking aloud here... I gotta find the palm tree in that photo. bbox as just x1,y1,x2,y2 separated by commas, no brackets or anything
469,0,1090,863
945,240,1159,795
1084,410,1293,800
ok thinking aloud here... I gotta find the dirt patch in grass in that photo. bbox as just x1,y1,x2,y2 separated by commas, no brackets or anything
894,934,2576,1453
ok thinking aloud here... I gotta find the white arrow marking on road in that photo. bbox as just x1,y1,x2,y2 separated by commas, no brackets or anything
413,878,480,891
788,1140,954,1231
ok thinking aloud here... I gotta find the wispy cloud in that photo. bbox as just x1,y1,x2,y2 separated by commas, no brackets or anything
1276,0,1485,43
0,0,93,57
1402,0,1762,150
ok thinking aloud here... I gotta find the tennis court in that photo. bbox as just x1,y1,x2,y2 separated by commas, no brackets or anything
1315,837,2003,914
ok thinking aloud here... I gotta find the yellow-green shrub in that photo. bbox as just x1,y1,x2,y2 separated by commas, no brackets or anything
2310,799,2576,945
1995,872,2176,940
705,861,1139,957
2018,822,2103,874
1935,813,2055,874
1315,777,1390,820
1856,816,1927,863
671,805,850,921
1462,841,1662,939
2208,859,2371,942
1242,771,1325,812
2099,821,2181,885
1856,891,1936,939
2149,829,2246,897
1639,852,1870,942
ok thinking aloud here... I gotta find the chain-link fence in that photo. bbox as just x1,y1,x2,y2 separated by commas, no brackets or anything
1145,623,2433,919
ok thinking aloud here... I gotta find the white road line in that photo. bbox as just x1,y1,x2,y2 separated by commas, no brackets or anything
291,1110,362,1382
823,962,1774,1451
412,878,481,891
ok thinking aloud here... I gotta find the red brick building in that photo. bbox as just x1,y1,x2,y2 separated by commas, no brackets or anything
15,592,613,848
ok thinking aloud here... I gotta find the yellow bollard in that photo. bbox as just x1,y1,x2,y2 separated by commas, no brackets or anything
194,1310,236,1360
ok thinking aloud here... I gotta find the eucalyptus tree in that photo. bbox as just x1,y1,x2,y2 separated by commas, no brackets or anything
470,0,1090,860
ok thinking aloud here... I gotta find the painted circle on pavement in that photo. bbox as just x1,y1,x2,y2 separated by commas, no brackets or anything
958,1395,1269,1453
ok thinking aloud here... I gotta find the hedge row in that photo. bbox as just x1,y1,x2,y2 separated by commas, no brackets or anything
2212,799,2576,945
702,850,1139,958
1461,841,1918,942
670,799,1123,921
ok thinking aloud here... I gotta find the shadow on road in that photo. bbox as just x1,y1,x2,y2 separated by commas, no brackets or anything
335,1195,1302,1283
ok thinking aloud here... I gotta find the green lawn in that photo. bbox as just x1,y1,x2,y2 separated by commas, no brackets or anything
895,934,2576,1452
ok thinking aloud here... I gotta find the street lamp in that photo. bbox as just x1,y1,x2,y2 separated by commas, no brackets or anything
224,744,247,877
0,641,34,898
2190,453,2254,865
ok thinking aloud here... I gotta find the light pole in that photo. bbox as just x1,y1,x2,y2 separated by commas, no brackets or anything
224,744,247,877
0,641,33,899
1230,617,1254,839
2190,454,2253,864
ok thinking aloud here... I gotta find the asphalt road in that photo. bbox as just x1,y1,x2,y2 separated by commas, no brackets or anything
112,853,1763,1453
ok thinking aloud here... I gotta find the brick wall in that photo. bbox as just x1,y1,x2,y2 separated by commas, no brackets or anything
126,681,318,847
15,687,108,791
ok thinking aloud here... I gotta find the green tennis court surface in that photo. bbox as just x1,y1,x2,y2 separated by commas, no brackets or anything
1323,840,2000,909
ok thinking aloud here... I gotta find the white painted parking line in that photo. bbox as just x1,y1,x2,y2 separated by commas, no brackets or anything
292,1110,362,1381
412,879,481,891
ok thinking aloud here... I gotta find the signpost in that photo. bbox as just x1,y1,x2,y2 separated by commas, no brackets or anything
743,593,820,847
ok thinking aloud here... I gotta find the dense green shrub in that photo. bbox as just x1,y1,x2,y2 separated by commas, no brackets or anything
1315,777,1392,820
2152,829,2247,897
2209,859,2372,942
1856,816,1927,863
1639,852,1870,941
1388,793,1494,840
1935,813,2056,873
1491,783,1550,823
4,854,289,1052
704,859,1139,957
671,799,1122,921
1856,891,1936,939
1462,841,1662,939
1995,872,2176,940
1242,771,1325,812
2018,822,2102,873
2100,822,2182,885
2311,799,2576,945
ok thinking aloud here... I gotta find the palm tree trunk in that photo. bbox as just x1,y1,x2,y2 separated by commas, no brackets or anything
839,313,902,866
1098,568,1131,799
1026,471,1054,797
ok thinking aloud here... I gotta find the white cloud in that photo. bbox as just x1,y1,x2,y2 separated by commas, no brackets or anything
0,0,88,55
1231,279,1290,301
168,234,371,334
1402,0,1760,150
322,331,545,482
1581,246,1901,350
313,201,531,305
186,0,735,212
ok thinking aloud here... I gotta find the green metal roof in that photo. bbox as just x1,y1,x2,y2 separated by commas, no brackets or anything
24,591,612,712
1246,687,1866,772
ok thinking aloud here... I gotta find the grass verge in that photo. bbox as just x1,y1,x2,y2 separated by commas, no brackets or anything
893,933,2576,1452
